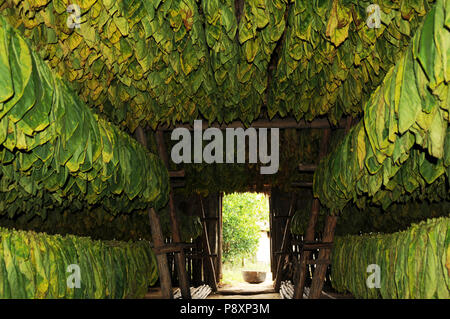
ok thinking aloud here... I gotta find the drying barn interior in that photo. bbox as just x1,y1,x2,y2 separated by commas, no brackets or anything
0,0,448,299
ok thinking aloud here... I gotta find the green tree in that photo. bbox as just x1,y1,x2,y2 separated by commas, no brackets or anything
222,193,269,264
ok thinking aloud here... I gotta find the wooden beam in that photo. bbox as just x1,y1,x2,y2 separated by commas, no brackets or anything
298,164,317,172
309,215,338,299
289,240,334,250
301,242,334,251
135,126,173,299
293,128,331,299
199,197,218,292
185,253,218,258
276,251,331,264
306,259,331,265
274,198,295,292
155,130,192,299
158,118,348,131
153,243,196,255
169,170,185,178
155,130,170,165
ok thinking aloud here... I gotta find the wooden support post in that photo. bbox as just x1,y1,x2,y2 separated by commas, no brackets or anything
301,117,348,299
135,127,173,299
187,250,192,285
207,194,219,281
193,236,203,286
270,189,285,277
217,192,223,282
274,198,295,291
293,129,330,299
167,192,192,299
309,215,338,299
155,130,191,299
149,208,174,299
293,199,320,299
200,197,218,292
269,194,275,276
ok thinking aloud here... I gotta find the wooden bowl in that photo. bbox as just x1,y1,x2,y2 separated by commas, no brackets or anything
242,270,267,284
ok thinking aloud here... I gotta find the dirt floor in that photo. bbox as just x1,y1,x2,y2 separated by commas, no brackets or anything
208,279,280,299
207,281,352,299
144,281,280,299
145,275,353,299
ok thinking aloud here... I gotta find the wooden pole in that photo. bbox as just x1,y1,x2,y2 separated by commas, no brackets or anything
200,197,218,292
309,215,338,299
293,129,330,299
269,194,274,276
217,192,223,282
154,130,192,299
193,236,203,286
293,199,320,299
207,195,219,282
299,116,347,298
274,198,295,291
300,117,347,298
135,126,173,299
274,193,283,276
149,208,174,299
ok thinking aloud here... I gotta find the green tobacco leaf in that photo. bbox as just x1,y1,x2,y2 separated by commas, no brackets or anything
0,20,13,103
397,50,421,134
415,5,437,86
1,34,32,119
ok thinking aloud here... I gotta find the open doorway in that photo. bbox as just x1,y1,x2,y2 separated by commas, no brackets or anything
220,192,271,286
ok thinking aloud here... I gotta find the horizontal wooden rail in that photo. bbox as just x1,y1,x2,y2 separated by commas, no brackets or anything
152,243,195,255
306,259,330,265
169,170,185,178
185,253,218,259
291,240,334,250
302,242,334,251
158,118,348,131
298,164,317,172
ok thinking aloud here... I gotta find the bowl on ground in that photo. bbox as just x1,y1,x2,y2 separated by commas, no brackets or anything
242,270,266,284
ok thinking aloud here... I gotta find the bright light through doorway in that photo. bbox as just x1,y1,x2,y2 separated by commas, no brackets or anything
221,192,270,286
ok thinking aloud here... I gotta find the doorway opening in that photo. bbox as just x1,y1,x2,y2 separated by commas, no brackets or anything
220,192,270,286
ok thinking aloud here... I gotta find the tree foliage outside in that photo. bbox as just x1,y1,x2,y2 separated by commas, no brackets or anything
222,192,269,264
